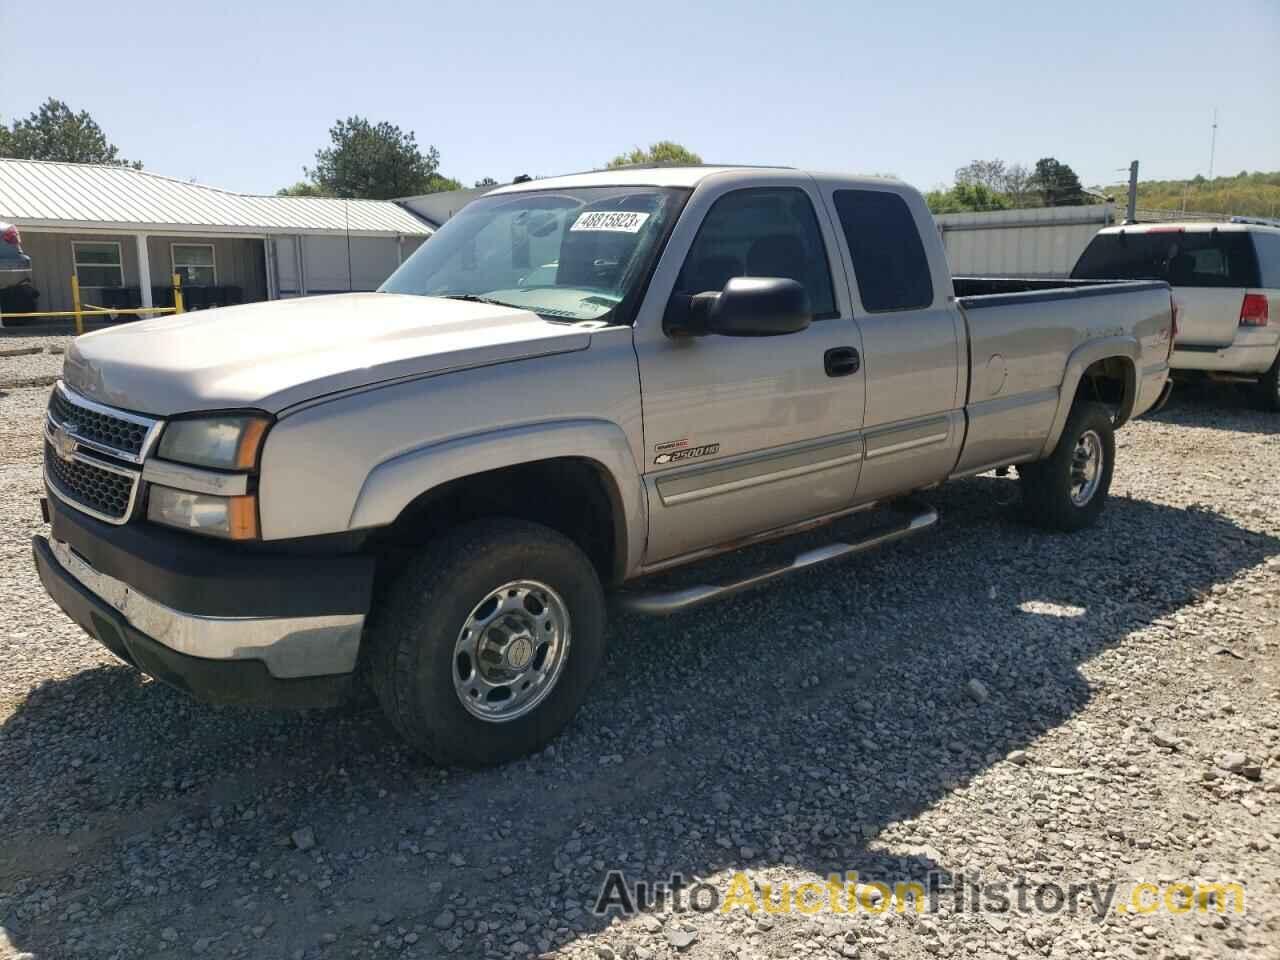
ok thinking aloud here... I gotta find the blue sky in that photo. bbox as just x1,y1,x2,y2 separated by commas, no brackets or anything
3,0,1277,196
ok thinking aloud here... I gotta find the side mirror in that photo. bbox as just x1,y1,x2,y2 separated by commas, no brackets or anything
665,277,812,338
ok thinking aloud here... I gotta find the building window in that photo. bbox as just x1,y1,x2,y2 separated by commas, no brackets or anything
172,244,217,286
72,241,124,288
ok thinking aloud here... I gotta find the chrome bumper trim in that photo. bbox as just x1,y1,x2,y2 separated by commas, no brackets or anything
49,538,363,679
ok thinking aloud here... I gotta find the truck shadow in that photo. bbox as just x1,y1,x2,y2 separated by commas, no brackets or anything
1,478,1275,958
1152,380,1278,434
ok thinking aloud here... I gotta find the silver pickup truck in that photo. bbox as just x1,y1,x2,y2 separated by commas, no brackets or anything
33,166,1174,766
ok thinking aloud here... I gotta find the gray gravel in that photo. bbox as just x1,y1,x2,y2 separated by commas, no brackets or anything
0,332,72,390
1,370,1277,960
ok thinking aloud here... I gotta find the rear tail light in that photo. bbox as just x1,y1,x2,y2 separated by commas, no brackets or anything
1168,296,1179,358
1240,293,1269,327
0,225,18,246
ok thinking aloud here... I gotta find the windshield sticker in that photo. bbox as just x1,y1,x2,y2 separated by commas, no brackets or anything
570,211,651,234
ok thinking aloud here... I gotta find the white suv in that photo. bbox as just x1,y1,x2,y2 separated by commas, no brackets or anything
1072,219,1280,411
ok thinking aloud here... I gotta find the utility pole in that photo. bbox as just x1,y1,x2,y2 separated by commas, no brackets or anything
1126,161,1139,224
1208,108,1218,180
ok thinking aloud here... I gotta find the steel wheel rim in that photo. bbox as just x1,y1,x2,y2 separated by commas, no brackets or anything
453,579,571,722
1069,429,1104,507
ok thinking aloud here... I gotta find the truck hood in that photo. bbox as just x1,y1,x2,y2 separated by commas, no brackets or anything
63,292,593,415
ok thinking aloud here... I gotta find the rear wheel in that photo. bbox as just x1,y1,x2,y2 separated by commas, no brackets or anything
367,519,606,767
1020,401,1115,531
1254,352,1280,412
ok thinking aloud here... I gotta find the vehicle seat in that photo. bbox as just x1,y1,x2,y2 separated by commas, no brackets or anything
746,234,808,284
1167,253,1195,285
557,230,633,288
681,254,742,295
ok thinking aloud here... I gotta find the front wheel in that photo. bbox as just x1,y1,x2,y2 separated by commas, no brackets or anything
367,519,606,767
1019,401,1115,531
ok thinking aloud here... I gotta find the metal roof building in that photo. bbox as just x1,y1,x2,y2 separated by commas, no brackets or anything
0,159,432,318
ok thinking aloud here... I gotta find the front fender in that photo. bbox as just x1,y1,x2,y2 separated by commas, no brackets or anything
348,418,648,578
1040,336,1139,457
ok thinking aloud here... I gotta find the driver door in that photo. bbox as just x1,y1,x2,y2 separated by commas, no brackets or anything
632,177,867,564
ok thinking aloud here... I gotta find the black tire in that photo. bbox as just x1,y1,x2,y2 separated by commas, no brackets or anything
1019,401,1115,532
366,519,606,767
1254,353,1280,413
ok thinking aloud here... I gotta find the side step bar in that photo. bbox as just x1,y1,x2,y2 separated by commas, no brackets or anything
619,499,939,615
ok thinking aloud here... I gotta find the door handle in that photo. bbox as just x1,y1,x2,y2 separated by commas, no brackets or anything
824,346,860,377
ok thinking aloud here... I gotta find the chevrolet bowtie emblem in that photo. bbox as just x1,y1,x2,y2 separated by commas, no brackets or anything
53,422,79,461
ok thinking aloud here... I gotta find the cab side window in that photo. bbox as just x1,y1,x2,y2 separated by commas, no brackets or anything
833,189,934,312
675,188,837,318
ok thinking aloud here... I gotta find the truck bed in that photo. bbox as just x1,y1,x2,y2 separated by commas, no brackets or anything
953,276,1166,303
946,275,1174,478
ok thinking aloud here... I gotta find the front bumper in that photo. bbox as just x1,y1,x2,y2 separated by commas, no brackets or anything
34,496,375,708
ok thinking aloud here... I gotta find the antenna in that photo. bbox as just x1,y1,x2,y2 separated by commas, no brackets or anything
345,198,353,292
1208,108,1218,180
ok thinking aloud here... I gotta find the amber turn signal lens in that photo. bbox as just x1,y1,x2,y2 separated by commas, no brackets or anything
234,418,270,470
226,495,259,539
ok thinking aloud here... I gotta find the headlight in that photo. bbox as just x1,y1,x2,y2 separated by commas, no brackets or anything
156,415,270,471
147,486,259,540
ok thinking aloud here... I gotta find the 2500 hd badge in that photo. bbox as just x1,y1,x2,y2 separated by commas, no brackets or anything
654,443,720,465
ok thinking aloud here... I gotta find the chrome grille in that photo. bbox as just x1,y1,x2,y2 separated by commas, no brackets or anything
45,442,137,521
46,382,158,464
44,382,159,524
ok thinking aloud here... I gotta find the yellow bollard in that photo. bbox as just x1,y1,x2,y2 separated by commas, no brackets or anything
172,273,184,314
71,275,84,336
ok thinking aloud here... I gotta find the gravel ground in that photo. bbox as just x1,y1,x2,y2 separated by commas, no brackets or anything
0,372,1276,960
0,331,70,390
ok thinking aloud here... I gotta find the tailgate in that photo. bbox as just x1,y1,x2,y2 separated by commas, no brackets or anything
1172,287,1244,347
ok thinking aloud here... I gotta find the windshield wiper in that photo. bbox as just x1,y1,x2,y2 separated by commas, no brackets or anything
439,293,517,308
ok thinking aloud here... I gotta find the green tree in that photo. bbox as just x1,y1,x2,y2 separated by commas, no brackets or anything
425,173,463,193
925,182,1011,214
305,117,447,200
276,180,332,197
1032,157,1085,206
954,159,1007,192
0,98,140,167
1092,169,1280,219
607,141,702,169
1001,163,1035,206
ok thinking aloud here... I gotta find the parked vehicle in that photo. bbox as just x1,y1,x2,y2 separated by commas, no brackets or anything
32,167,1175,766
0,220,31,272
1071,220,1280,410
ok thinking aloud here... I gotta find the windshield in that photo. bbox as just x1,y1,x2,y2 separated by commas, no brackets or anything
1071,230,1260,288
380,186,688,322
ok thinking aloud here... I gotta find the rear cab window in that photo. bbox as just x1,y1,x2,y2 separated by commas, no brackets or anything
832,189,934,312
1072,229,1261,289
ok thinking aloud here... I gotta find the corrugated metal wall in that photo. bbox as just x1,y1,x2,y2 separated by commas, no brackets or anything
270,235,413,297
146,236,267,301
15,232,138,312
13,233,268,312
934,204,1116,278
